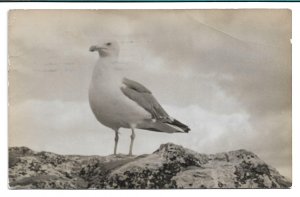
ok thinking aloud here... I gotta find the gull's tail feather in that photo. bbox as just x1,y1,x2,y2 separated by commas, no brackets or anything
137,119,190,133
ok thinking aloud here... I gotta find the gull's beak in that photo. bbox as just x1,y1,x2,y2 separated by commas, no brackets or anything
89,45,108,52
89,45,98,52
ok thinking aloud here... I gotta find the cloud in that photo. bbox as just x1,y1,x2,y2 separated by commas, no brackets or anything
9,100,110,155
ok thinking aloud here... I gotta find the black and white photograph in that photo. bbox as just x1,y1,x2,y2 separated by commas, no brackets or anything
8,9,292,189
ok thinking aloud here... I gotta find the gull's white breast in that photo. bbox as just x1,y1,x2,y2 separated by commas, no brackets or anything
89,60,151,130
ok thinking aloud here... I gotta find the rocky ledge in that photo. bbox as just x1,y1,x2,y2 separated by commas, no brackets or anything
9,143,291,189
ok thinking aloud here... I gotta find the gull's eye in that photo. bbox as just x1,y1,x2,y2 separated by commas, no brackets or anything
106,42,111,46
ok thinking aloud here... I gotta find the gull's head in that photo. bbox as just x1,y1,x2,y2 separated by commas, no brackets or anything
89,41,119,58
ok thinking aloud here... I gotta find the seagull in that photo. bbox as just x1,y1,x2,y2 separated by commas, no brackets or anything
89,41,190,156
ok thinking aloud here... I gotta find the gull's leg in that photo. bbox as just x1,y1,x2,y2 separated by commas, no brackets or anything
114,129,119,155
129,128,135,156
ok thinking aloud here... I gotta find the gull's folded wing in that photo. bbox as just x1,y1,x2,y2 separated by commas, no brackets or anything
121,77,190,133
121,77,169,120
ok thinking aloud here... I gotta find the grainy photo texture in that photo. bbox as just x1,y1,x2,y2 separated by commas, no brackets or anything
8,10,292,189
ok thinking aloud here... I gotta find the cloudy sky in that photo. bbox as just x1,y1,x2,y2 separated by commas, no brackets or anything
8,10,291,179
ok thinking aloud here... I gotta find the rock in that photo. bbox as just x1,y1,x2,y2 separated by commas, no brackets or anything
8,143,291,189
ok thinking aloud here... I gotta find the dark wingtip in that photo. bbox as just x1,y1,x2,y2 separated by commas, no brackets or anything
182,127,190,133
171,119,190,133
185,127,190,133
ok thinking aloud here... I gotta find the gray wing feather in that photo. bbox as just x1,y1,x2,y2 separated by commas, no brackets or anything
120,78,169,120
123,78,151,93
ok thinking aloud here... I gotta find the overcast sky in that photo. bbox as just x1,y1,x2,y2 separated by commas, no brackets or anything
8,10,291,179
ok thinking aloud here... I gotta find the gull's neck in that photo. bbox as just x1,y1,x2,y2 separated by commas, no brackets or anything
98,55,119,69
92,55,120,78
